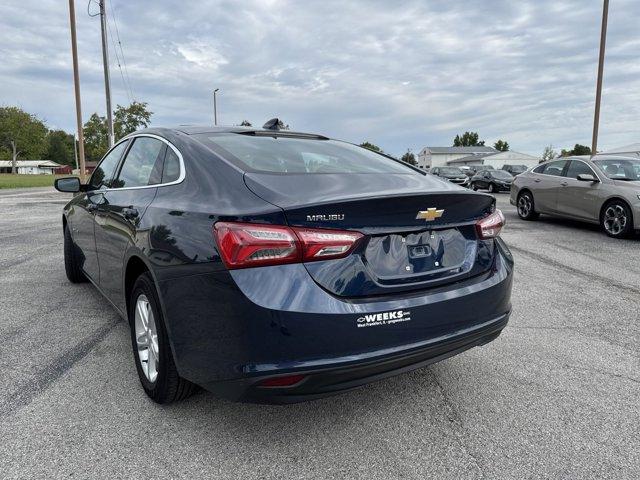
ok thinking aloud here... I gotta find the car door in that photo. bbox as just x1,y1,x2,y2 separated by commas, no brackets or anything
69,140,129,282
530,159,568,213
94,135,168,310
555,160,601,221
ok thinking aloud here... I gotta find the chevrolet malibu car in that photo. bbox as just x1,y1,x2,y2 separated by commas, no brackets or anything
511,156,640,238
429,166,469,187
470,169,513,193
55,124,513,404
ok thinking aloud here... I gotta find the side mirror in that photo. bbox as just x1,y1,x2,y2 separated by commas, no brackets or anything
54,177,81,193
577,173,598,183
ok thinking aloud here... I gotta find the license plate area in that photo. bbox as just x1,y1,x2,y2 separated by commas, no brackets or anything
363,228,476,284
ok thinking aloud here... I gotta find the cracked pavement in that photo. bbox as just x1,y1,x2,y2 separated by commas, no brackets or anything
0,187,638,479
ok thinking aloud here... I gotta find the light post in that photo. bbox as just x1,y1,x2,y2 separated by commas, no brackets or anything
213,88,220,125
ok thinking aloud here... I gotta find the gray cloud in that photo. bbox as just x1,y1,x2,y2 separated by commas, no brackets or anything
1,0,638,156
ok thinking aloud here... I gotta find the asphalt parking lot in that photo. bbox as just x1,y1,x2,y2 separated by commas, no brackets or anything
1,187,638,479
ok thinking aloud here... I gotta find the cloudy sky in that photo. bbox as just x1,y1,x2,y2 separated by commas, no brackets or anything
1,0,639,156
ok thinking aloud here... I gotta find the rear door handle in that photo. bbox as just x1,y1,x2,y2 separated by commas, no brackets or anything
560,182,568,186
122,207,139,220
534,178,541,183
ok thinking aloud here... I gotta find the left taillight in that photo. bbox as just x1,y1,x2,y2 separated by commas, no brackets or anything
475,209,505,239
213,222,363,269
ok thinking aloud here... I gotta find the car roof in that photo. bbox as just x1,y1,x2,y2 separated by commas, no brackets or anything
150,125,329,139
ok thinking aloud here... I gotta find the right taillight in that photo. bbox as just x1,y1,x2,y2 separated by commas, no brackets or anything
213,222,363,269
476,210,505,239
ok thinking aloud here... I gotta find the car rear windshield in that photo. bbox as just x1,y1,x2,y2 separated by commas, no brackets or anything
492,170,514,179
439,167,464,175
593,158,640,181
195,133,417,174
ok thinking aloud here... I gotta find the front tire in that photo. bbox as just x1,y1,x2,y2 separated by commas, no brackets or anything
64,224,87,283
601,200,633,238
130,273,197,403
517,191,540,221
471,182,478,191
488,183,496,193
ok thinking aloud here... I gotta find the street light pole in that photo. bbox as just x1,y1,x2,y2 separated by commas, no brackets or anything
68,0,86,182
591,0,609,156
213,88,219,125
99,0,114,147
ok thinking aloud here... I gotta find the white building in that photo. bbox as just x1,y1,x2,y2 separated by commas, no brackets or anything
449,150,540,170
417,146,498,169
0,160,62,174
601,143,640,157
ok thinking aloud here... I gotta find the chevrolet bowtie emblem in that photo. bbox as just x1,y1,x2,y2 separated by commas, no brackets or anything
416,208,444,221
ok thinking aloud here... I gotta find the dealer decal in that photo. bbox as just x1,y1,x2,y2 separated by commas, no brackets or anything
356,309,411,328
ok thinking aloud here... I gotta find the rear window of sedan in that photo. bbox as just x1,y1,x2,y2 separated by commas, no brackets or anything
195,133,417,174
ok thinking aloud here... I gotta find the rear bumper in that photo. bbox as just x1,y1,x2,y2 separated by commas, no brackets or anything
202,312,508,404
157,240,514,403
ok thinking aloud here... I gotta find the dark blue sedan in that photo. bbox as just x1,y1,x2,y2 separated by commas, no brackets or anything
55,122,513,404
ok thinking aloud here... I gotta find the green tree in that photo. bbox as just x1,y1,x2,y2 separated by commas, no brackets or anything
114,101,152,139
360,141,382,152
541,145,557,162
494,140,509,151
83,102,153,161
0,107,48,173
83,113,109,162
453,131,485,147
560,144,591,157
46,130,75,167
400,149,417,165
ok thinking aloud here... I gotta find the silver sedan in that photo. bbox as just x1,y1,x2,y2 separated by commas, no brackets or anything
510,156,640,238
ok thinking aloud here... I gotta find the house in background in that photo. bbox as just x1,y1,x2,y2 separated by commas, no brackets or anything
0,160,63,174
417,146,497,169
448,150,540,170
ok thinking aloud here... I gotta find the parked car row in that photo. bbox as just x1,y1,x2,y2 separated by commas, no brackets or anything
428,164,528,192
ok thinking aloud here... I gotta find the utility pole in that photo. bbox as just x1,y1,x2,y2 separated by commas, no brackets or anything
99,0,114,147
213,88,219,125
68,0,86,182
591,0,609,156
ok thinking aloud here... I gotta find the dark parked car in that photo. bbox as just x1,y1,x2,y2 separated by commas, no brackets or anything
502,164,528,176
55,125,513,404
429,166,469,187
470,169,514,193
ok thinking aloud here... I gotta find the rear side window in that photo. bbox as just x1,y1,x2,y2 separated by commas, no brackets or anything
113,137,166,188
162,147,181,183
90,140,128,189
539,160,567,177
196,133,415,174
565,160,595,179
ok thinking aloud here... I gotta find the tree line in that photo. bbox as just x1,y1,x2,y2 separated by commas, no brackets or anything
0,102,152,173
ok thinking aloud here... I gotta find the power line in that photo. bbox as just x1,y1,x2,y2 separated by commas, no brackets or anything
105,13,132,103
108,2,135,101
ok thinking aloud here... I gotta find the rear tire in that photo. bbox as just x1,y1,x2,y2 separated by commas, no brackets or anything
517,191,540,221
64,224,87,283
471,183,478,191
600,200,633,238
130,272,197,403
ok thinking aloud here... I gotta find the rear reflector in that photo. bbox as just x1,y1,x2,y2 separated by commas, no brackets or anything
213,222,363,269
476,210,505,239
257,374,307,388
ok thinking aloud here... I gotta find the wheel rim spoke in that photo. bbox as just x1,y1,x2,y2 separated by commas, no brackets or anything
134,294,159,383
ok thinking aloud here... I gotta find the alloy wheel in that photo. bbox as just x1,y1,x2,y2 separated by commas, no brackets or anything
518,195,532,218
134,294,159,382
603,204,627,236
